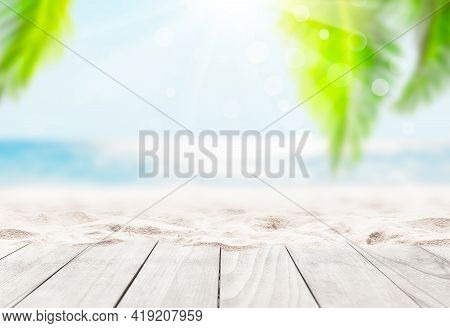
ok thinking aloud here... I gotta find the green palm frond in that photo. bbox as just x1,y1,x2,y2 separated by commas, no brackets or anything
396,0,449,111
280,1,398,169
0,0,72,98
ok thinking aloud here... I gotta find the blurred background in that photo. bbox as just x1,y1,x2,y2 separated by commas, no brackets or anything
0,0,449,187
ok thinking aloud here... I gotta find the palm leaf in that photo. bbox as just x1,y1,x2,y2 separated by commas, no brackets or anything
396,0,449,111
279,1,398,169
0,0,72,98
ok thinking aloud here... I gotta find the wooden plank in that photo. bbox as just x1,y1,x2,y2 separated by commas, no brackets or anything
0,243,28,261
17,240,157,308
0,244,84,307
220,246,318,307
422,246,450,262
359,245,450,307
118,243,220,308
287,242,418,307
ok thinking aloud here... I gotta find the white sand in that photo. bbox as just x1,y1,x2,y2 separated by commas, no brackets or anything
1,185,449,250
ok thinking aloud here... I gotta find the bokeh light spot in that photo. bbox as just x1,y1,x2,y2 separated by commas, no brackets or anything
348,32,367,51
371,78,390,96
293,5,310,22
319,29,330,40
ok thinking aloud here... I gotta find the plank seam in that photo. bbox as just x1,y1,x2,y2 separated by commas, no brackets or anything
11,245,91,308
114,241,159,308
252,177,438,305
418,246,450,265
217,247,222,308
346,242,446,308
285,246,321,308
0,243,29,262
376,251,449,280
353,244,447,307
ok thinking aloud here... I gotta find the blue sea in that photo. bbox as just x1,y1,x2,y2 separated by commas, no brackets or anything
0,141,137,185
0,140,449,186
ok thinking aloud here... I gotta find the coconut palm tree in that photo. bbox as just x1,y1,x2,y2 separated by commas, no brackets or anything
0,0,448,169
280,0,449,168
0,0,71,97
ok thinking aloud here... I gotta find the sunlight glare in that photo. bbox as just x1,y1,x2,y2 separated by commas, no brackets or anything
185,0,269,29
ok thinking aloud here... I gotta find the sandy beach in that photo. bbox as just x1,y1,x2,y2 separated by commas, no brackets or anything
1,185,449,250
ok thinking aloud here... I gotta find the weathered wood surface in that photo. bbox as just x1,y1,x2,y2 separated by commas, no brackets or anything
0,244,85,307
358,245,450,307
17,241,157,308
117,242,220,308
287,242,419,307
422,246,450,262
220,246,318,307
1,239,448,308
0,243,27,261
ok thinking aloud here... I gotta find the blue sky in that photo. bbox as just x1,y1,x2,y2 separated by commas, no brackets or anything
0,0,448,140
0,0,448,185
